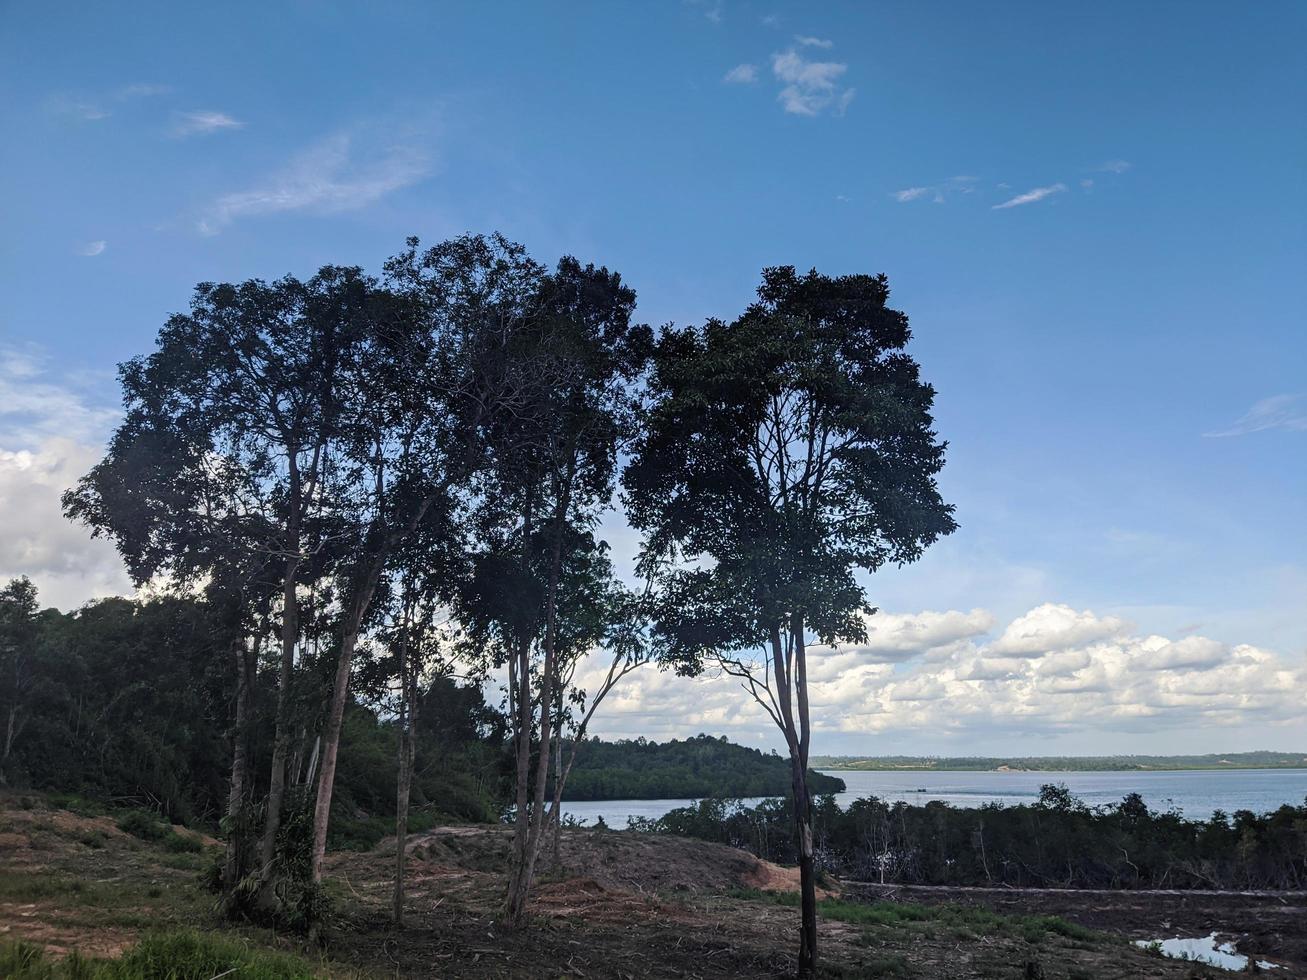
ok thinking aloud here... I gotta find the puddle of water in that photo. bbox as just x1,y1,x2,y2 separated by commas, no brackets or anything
1134,933,1280,971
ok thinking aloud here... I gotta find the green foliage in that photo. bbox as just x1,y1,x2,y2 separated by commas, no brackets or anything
0,580,510,846
0,930,322,979
116,810,168,841
560,734,844,800
163,830,204,854
5,593,236,826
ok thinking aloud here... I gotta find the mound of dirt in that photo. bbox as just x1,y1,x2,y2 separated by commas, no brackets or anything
399,825,814,897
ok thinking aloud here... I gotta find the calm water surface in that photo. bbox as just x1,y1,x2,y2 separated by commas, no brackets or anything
560,768,1307,828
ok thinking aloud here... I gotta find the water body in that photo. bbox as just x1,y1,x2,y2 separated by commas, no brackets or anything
1133,934,1281,972
559,768,1307,828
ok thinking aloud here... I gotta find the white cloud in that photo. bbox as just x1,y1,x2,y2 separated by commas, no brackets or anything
77,240,107,257
198,129,433,235
1098,159,1132,173
1204,394,1307,437
990,603,1127,656
0,348,131,610
794,35,834,48
172,110,244,137
893,187,933,203
723,63,758,84
562,600,1305,750
844,608,994,662
771,49,854,116
992,182,1067,210
892,176,977,205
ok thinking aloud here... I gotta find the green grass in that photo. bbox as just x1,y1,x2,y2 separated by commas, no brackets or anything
0,872,115,905
0,930,330,979
115,811,168,842
729,890,1101,947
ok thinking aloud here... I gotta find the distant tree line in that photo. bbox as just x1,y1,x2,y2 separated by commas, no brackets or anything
810,752,1307,772
0,584,507,845
640,785,1307,891
559,734,844,801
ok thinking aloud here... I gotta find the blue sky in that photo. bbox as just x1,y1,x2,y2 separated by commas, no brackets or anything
2,1,1304,755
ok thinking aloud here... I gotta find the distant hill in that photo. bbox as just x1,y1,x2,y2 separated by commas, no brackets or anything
809,751,1307,772
560,734,846,801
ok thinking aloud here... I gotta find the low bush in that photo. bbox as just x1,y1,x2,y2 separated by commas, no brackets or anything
0,930,324,979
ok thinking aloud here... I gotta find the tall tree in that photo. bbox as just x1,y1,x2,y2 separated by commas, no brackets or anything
0,577,42,785
304,233,551,886
623,266,956,977
63,267,371,904
493,258,649,926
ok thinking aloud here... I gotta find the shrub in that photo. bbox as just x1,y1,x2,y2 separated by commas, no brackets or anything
0,930,323,978
115,811,167,842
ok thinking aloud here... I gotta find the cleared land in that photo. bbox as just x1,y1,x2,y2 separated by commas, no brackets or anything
0,794,1299,978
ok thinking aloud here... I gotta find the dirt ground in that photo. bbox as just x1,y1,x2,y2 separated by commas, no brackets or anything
1,796,1300,978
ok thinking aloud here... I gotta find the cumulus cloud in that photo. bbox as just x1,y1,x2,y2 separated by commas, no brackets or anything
723,63,758,84
989,603,1127,656
1204,394,1307,437
172,110,244,137
771,48,854,116
561,602,1304,747
992,183,1067,210
198,128,433,234
0,348,131,610
77,240,107,257
847,608,994,662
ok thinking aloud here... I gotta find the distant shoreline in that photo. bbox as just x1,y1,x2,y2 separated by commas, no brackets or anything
811,752,1307,773
817,765,1307,773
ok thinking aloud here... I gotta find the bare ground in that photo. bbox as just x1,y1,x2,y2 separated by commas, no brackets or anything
1,796,1299,978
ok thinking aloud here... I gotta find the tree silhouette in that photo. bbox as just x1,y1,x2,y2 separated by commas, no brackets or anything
624,266,956,977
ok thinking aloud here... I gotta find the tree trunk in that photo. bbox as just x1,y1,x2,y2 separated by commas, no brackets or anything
505,486,568,927
393,621,417,927
310,618,361,884
550,709,564,868
222,636,255,895
790,615,817,979
503,633,534,924
259,485,301,881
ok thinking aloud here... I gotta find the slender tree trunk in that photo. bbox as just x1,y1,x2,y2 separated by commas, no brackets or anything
222,637,256,895
506,486,568,927
503,633,534,923
260,476,302,881
550,709,564,867
503,495,537,926
310,616,363,884
790,615,817,979
393,620,418,927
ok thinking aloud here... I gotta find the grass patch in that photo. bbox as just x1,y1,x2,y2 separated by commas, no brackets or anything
0,929,328,978
0,872,113,905
159,852,205,872
732,890,1102,947
115,811,168,843
162,830,203,854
